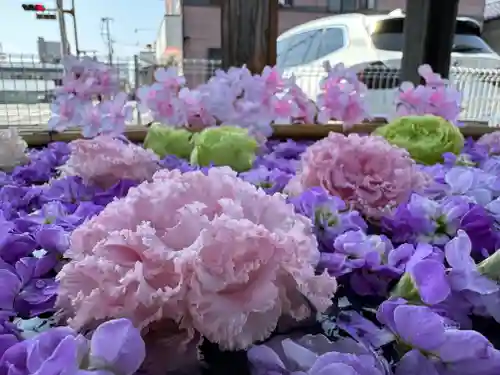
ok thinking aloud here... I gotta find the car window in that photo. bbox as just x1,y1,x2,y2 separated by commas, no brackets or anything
277,38,289,58
369,17,494,54
303,31,323,64
316,27,346,60
278,30,319,68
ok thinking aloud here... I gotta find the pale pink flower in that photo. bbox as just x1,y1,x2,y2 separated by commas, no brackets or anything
287,78,317,124
316,62,370,128
58,167,336,352
269,94,300,124
79,102,105,138
100,92,134,135
154,67,186,90
285,133,429,218
137,83,188,127
60,135,159,188
50,55,130,137
395,64,461,124
178,87,217,128
48,94,82,132
58,56,120,99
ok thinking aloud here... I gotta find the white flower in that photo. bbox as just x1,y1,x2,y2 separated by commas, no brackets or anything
0,128,28,171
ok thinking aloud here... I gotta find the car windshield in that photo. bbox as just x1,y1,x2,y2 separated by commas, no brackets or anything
369,17,494,54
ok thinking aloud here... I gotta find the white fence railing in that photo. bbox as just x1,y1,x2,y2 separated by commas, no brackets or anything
0,54,499,127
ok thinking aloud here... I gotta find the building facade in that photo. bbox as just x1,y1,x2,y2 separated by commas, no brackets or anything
180,0,486,60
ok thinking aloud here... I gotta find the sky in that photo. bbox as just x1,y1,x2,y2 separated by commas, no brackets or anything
0,0,165,57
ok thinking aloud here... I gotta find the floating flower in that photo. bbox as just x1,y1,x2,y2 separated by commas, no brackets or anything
373,115,464,165
60,135,159,188
0,129,28,172
286,133,429,218
143,123,194,159
57,167,337,352
190,126,259,172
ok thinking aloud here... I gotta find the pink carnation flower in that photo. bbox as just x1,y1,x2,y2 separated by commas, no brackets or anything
60,135,159,188
285,133,428,217
57,167,336,353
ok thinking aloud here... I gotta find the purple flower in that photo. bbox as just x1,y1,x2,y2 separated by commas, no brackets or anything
383,194,472,245
330,231,394,275
92,179,138,206
239,166,292,194
41,176,97,206
0,318,145,375
289,187,367,251
321,230,404,296
444,166,496,206
14,201,102,234
390,242,449,305
445,231,498,295
159,154,193,171
0,185,43,218
248,334,388,375
253,153,298,174
0,315,21,358
34,225,70,254
377,298,500,375
459,205,499,258
88,318,146,375
268,139,310,159
0,233,37,264
0,257,58,318
10,143,69,186
11,162,52,185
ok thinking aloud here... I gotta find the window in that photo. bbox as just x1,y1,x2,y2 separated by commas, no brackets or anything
278,0,293,6
278,30,319,68
303,32,323,64
278,27,346,68
316,27,346,59
207,47,222,61
327,0,375,13
369,18,494,54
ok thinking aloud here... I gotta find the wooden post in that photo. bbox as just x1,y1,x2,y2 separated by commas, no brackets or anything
400,0,430,85
401,0,459,84
221,0,278,73
422,0,459,79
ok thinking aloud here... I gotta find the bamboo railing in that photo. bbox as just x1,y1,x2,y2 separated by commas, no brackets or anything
15,120,496,147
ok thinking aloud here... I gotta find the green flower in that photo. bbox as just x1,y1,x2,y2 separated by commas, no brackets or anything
373,115,464,165
143,123,194,159
190,126,258,172
478,251,500,283
391,272,423,304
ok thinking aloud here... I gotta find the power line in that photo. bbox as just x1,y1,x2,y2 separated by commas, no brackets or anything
100,17,114,64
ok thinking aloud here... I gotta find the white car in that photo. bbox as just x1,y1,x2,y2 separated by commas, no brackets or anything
277,10,500,123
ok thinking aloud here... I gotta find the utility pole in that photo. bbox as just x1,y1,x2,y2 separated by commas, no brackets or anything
401,0,459,84
220,0,278,73
56,0,70,57
69,0,80,57
101,17,114,65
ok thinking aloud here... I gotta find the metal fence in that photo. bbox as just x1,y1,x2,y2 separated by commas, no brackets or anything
0,53,500,127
